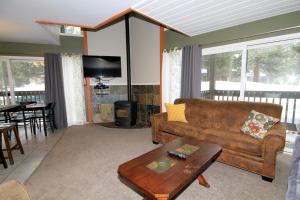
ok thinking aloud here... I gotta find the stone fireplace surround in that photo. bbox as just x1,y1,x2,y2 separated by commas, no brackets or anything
91,85,160,127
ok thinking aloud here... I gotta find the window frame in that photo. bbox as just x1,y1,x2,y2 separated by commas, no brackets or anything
202,32,300,100
0,56,44,104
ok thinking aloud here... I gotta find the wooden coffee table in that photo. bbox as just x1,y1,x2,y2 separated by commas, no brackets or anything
118,137,222,200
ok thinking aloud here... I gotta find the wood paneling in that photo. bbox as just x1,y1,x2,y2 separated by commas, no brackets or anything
159,26,164,112
133,0,300,36
83,31,93,123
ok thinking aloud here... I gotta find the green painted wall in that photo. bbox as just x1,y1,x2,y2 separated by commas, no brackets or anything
165,11,300,49
0,36,84,56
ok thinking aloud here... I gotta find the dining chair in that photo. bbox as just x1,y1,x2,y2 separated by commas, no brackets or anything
0,113,7,123
7,106,36,139
34,103,55,133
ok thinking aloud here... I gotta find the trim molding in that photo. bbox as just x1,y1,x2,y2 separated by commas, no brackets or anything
35,8,188,36
94,8,132,30
35,20,93,29
83,31,93,123
159,26,164,112
83,31,88,55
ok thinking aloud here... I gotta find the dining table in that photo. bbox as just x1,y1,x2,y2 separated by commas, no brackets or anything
0,103,48,136
0,105,22,122
0,105,21,113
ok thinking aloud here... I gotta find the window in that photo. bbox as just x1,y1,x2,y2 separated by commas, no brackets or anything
246,41,300,91
0,56,45,105
200,63,209,91
0,60,9,92
61,26,82,36
245,41,300,124
202,51,242,91
201,33,300,125
10,59,45,91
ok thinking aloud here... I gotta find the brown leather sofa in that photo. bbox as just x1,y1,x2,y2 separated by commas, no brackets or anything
152,98,286,182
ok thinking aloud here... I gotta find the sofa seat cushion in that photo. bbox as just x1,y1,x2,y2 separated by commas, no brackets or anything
200,129,262,156
160,122,204,138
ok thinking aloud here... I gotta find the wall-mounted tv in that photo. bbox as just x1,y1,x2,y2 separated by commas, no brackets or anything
82,55,121,78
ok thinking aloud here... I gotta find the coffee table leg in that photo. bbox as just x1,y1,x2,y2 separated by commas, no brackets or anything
143,194,169,200
155,194,169,200
198,175,210,188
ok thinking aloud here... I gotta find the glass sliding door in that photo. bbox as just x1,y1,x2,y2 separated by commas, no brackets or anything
0,56,45,105
0,59,10,105
0,58,16,104
245,40,300,124
246,41,300,92
10,59,45,92
201,33,300,126
202,51,242,100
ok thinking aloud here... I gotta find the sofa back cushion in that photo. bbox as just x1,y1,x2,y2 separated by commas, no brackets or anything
174,98,282,132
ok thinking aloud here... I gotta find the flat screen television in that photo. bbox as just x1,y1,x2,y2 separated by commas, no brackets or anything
82,55,121,78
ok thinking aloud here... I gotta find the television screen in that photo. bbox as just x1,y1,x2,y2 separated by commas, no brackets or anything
82,55,121,78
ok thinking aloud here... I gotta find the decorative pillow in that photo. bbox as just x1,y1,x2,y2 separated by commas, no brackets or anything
165,103,188,123
241,110,279,140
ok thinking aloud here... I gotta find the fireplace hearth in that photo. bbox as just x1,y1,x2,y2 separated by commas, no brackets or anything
114,101,137,127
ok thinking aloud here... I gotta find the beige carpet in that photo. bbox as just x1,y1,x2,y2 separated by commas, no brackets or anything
25,125,291,200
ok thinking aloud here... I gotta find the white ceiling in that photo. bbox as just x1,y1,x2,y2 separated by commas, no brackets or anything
133,0,300,36
0,0,140,44
0,0,300,44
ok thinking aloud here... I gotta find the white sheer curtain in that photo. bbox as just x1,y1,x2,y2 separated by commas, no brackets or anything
162,48,182,111
61,54,86,126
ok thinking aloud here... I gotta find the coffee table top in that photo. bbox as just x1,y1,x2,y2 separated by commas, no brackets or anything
118,137,222,199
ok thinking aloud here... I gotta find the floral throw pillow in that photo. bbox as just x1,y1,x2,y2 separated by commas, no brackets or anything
241,110,280,140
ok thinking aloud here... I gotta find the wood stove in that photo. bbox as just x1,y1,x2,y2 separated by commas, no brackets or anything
114,101,137,127
113,14,138,127
113,14,139,127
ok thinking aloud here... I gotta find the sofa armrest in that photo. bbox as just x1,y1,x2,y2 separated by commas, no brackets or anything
151,112,168,143
263,123,286,152
262,123,286,177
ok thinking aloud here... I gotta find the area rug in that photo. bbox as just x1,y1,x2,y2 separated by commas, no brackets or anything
25,125,291,200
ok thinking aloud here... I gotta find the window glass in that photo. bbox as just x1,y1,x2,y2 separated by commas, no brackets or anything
10,59,45,91
0,61,8,91
202,51,242,91
246,42,300,91
0,61,9,105
201,57,209,91
63,26,82,35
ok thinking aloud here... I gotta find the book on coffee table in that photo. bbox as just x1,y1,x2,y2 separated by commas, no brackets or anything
174,144,199,156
